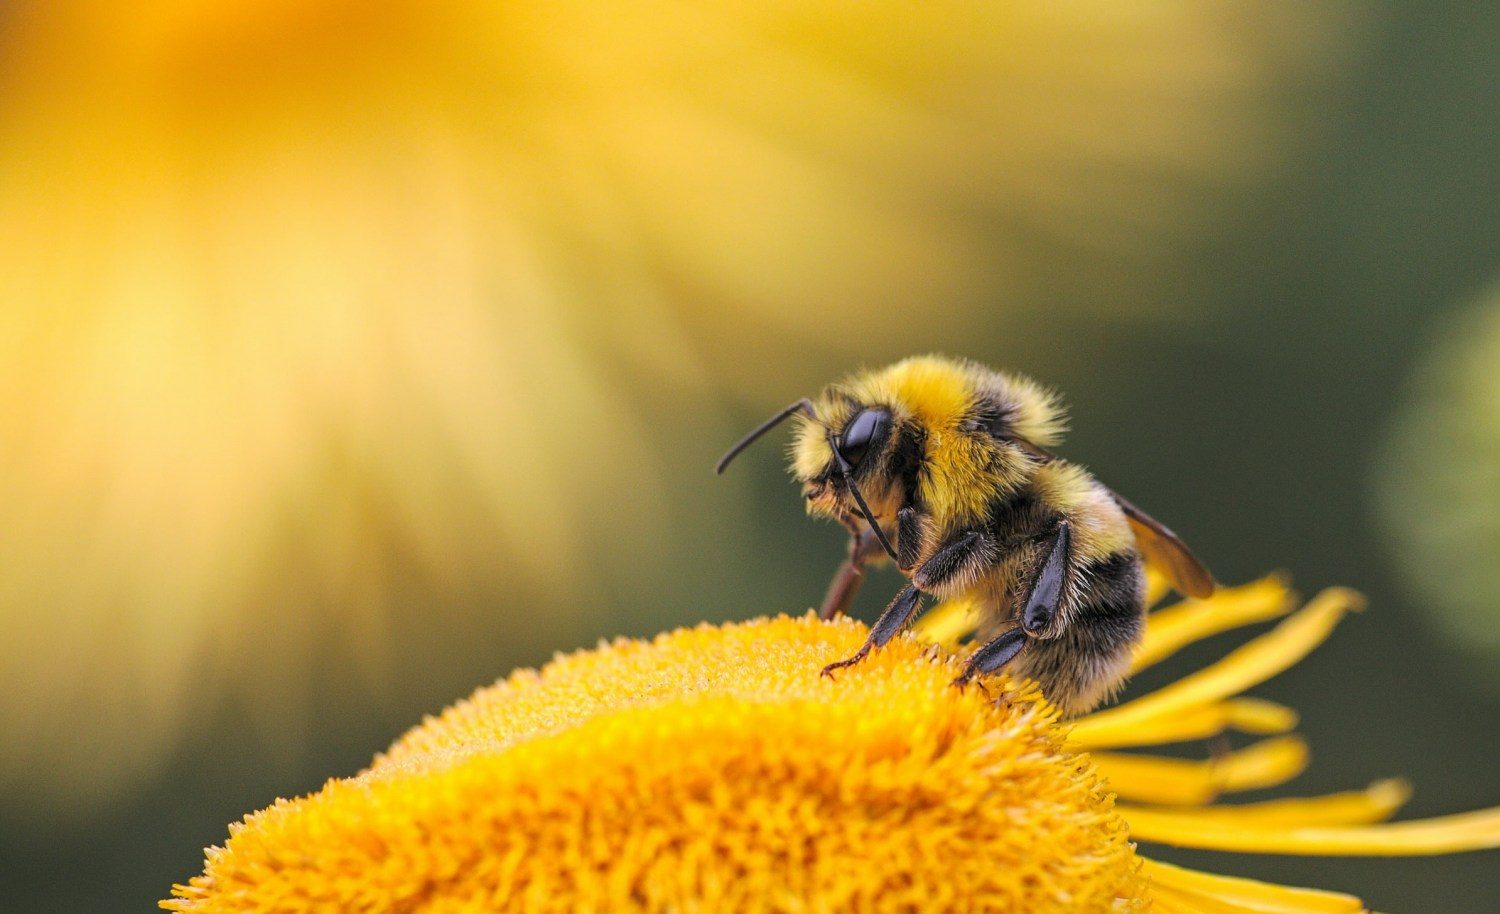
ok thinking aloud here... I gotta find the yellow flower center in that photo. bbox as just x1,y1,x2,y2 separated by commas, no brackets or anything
166,615,1144,912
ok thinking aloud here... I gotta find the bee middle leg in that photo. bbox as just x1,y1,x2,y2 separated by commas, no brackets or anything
820,529,990,677
820,583,921,676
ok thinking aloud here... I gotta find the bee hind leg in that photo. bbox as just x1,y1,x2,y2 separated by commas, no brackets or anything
952,522,1072,689
952,628,1028,688
1020,521,1071,637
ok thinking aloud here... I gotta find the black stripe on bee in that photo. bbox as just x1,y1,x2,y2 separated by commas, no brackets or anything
1072,551,1147,646
889,424,926,503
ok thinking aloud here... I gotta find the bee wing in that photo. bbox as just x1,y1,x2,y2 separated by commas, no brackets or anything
1107,491,1216,599
1010,437,1215,599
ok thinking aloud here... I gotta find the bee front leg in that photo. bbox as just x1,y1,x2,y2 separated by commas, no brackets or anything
821,528,990,677
818,530,885,620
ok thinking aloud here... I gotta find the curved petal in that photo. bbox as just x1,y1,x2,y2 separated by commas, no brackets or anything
1144,858,1367,913
1121,780,1411,829
1076,588,1363,744
1126,805,1500,855
1134,575,1296,672
1068,697,1297,750
1093,736,1308,805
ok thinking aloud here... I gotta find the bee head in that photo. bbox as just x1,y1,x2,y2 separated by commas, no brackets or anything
793,404,910,563
716,396,904,562
801,406,894,501
718,357,1067,563
832,407,892,473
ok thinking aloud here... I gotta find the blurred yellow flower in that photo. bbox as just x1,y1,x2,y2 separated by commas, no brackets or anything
0,1,1354,814
166,579,1500,913
1377,288,1500,693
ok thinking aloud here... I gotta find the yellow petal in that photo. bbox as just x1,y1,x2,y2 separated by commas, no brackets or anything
914,594,981,649
919,575,1294,662
1077,588,1363,746
1125,804,1500,855
1134,575,1296,673
1144,564,1172,608
1068,697,1297,751
1123,780,1411,829
1144,858,1367,913
1093,736,1308,806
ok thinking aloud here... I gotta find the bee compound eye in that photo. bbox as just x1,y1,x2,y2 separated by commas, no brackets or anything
837,408,890,468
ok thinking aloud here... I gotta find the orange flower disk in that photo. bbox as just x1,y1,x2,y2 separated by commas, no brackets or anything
166,577,1500,912
167,616,1142,912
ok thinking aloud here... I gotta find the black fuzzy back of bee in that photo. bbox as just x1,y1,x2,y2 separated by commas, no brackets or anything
1072,551,1147,643
978,484,1062,549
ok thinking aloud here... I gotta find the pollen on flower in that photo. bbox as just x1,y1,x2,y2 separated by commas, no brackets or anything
164,615,1145,913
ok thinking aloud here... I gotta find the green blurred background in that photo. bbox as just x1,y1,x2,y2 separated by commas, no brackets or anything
2,3,1498,911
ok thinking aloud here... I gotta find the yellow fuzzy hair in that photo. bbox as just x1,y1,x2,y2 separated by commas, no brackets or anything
1031,462,1134,562
791,355,1067,532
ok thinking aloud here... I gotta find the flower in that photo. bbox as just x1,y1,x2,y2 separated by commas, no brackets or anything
165,575,1500,912
0,1,1356,816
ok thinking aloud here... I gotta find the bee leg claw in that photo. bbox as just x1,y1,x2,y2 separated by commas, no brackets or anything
820,645,871,679
952,673,1000,705
822,583,924,679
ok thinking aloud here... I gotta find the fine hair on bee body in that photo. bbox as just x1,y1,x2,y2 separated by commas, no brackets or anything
716,354,1214,714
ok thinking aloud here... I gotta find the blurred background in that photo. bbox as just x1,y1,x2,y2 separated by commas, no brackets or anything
1,2,1497,911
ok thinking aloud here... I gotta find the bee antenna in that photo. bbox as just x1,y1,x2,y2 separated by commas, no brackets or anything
830,436,900,563
715,397,817,474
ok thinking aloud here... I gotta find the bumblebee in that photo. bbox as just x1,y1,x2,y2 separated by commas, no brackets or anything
716,355,1213,713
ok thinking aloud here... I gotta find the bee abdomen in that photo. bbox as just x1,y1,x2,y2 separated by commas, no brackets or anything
1010,550,1146,715
1071,551,1147,638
